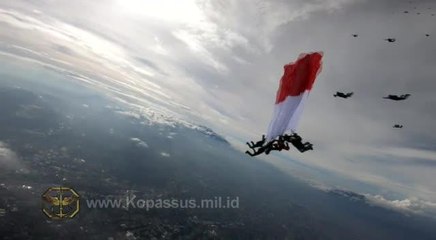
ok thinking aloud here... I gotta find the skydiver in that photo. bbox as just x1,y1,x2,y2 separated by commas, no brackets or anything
283,132,314,153
383,94,410,101
264,139,280,155
282,133,301,142
246,135,266,149
385,38,396,42
290,135,313,152
245,140,275,157
245,147,264,157
271,138,290,152
289,139,313,153
333,92,353,98
281,134,292,142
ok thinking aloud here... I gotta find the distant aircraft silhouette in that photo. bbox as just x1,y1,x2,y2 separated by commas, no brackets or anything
334,92,354,99
426,34,430,37
383,94,410,101
404,11,409,13
393,124,403,128
385,38,396,42
352,34,358,37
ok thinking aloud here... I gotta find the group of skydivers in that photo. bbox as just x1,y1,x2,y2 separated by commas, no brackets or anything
245,133,313,157
334,92,410,101
334,92,411,129
245,93,411,157
246,18,423,157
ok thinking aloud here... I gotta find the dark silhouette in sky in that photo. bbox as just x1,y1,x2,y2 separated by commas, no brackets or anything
334,92,354,98
383,94,410,101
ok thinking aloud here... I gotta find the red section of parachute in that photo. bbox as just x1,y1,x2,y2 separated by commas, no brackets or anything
275,52,323,104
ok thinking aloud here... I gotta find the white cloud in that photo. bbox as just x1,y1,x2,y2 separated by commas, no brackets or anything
199,0,360,52
0,141,25,171
130,138,149,148
365,194,436,218
377,147,436,162
172,29,228,73
160,152,170,157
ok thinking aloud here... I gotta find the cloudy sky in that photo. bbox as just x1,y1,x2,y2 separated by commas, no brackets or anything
0,0,435,211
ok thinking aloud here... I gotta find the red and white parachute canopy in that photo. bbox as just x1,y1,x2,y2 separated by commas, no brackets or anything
266,52,323,141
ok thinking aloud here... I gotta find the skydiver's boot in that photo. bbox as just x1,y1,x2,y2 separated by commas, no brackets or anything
245,150,255,156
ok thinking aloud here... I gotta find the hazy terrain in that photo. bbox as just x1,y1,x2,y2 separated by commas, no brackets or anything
0,76,435,239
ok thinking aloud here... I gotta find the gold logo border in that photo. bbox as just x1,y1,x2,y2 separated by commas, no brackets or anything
41,186,80,220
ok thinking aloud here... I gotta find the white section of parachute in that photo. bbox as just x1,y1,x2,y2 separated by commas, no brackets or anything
266,91,310,141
